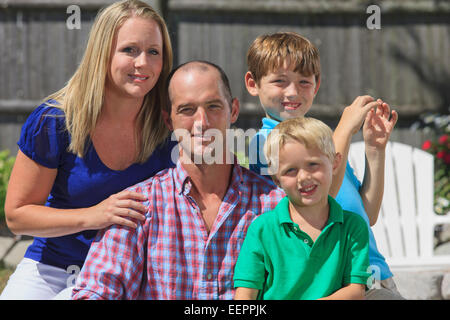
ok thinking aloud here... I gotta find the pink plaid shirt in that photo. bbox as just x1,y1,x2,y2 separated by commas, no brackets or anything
72,161,284,300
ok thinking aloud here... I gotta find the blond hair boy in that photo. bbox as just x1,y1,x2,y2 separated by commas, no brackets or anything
234,117,370,300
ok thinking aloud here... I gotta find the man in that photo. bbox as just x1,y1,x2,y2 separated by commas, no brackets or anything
72,61,285,299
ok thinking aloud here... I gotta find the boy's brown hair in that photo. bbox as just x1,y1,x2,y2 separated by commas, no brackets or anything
247,32,321,85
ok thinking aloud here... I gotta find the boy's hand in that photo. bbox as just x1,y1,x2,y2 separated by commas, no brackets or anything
234,287,259,300
360,99,397,226
363,99,398,151
330,95,380,198
338,95,381,136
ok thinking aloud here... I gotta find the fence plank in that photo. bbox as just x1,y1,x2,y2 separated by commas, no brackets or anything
1,2,449,152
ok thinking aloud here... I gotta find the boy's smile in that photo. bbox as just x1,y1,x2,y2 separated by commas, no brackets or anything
299,184,318,197
273,139,338,212
245,60,320,122
283,102,300,109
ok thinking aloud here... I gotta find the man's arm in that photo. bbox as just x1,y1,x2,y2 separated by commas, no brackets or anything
72,211,147,299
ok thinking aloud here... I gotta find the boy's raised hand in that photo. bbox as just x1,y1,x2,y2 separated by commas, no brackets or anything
338,95,381,136
363,99,398,151
330,95,381,198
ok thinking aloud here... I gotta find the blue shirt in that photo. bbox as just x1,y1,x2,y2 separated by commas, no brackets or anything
18,103,177,270
335,163,392,280
249,117,279,175
249,117,392,280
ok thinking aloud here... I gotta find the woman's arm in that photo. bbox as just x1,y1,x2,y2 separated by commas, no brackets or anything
5,150,147,237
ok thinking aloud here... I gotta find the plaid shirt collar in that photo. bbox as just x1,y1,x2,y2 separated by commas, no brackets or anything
174,156,245,196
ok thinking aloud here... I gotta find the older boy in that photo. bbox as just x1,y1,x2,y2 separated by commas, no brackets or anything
234,117,370,299
245,32,403,299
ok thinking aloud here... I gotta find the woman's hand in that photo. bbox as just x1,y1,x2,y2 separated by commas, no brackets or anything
5,150,148,237
83,190,148,230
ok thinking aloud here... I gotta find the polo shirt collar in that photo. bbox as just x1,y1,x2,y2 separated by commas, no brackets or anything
328,196,344,224
277,195,344,226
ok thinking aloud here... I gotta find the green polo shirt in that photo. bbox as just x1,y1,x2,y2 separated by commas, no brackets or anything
234,196,370,300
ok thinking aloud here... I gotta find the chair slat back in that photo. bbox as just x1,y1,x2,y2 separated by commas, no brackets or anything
349,140,450,268
391,143,419,258
380,142,405,258
412,147,435,258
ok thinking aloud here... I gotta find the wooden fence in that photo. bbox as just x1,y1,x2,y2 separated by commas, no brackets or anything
1,0,449,153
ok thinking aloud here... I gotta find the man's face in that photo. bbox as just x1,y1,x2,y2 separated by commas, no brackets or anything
167,67,239,163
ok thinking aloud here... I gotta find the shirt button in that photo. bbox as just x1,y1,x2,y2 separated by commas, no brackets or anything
304,239,309,244
207,273,213,280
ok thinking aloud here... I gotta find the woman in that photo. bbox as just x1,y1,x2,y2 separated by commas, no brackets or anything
1,0,175,299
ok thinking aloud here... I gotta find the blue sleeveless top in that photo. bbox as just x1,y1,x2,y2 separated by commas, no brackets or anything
17,102,177,270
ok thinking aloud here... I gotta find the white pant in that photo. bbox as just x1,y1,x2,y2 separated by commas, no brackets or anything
0,258,75,300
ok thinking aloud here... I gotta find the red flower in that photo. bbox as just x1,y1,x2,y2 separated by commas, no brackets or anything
437,151,445,159
445,153,450,165
438,134,448,145
422,140,432,150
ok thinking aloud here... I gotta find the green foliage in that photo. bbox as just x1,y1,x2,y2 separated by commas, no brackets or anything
235,150,249,169
0,263,14,292
0,150,15,222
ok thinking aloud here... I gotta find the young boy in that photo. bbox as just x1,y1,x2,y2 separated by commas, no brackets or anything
234,117,370,299
244,32,403,299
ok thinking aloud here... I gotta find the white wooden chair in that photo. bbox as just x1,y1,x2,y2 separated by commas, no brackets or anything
348,141,450,271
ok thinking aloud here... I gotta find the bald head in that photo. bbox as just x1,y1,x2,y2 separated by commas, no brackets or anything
167,61,233,111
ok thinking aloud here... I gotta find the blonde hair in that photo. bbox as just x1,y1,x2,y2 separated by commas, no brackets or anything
264,117,335,171
45,0,173,163
247,32,320,85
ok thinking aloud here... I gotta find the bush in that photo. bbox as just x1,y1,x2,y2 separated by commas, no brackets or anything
0,150,15,222
413,113,450,215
